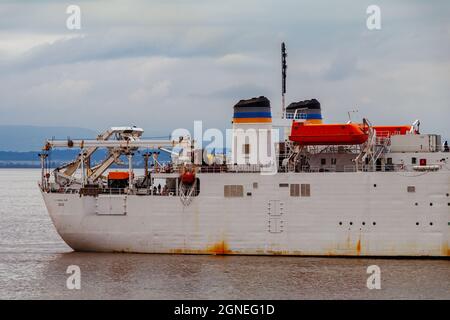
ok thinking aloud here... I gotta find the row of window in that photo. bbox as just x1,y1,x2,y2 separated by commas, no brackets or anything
387,157,428,165
224,183,312,197
320,158,337,165
339,221,436,226
290,184,311,197
224,185,244,197
224,183,446,199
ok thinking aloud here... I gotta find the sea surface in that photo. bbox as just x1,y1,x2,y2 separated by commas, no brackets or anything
0,169,448,300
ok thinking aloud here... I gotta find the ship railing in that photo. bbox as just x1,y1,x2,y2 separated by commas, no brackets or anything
375,135,391,146
233,162,446,174
300,165,337,173
344,165,358,172
285,112,308,120
200,163,445,174
226,164,265,173
198,164,262,173
53,186,188,196
375,131,394,139
199,165,228,173
305,145,362,155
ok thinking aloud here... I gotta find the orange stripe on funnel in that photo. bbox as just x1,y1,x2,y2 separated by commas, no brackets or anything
233,118,272,123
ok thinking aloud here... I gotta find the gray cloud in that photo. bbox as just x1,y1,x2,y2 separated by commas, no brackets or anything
0,0,449,142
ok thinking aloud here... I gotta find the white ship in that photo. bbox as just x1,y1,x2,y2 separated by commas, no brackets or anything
39,46,450,257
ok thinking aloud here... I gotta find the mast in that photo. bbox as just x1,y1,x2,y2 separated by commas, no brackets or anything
281,42,287,119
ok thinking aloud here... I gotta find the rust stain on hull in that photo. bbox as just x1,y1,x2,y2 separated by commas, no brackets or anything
207,241,230,255
109,238,448,257
444,243,449,257
168,241,231,255
110,246,448,257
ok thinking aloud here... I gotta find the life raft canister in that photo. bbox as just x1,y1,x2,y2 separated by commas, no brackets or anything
180,171,196,184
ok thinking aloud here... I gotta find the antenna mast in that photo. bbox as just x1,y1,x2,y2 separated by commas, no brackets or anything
281,42,287,119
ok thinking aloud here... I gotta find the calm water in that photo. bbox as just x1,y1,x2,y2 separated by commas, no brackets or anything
0,169,448,300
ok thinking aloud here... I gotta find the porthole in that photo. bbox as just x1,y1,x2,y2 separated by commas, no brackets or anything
339,222,343,226
430,222,433,226
362,222,366,226
415,203,419,206
350,222,353,226
373,184,377,188
416,222,419,226
430,203,433,206
373,222,376,226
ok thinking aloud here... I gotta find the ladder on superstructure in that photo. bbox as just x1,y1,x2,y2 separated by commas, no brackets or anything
179,179,197,206
355,121,391,171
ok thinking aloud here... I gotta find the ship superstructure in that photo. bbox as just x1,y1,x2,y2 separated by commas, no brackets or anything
38,45,450,257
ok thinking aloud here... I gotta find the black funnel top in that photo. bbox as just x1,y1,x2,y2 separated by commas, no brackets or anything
234,96,271,109
286,99,321,111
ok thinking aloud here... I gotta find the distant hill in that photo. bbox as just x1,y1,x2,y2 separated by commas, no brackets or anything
0,125,98,152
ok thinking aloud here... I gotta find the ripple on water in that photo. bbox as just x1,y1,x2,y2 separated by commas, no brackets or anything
0,169,449,299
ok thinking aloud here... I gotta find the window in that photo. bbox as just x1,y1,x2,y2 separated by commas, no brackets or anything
321,158,326,165
243,144,250,155
387,158,393,165
253,182,258,189
407,186,416,193
301,184,311,197
412,157,417,165
279,183,289,188
331,158,337,165
224,185,244,197
290,184,300,197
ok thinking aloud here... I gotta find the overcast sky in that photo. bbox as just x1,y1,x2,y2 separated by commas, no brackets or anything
0,0,449,139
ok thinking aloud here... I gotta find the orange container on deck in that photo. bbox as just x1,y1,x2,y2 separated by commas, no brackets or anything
108,171,130,180
289,122,369,145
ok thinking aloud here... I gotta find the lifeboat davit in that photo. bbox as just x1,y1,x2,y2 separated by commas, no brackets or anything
289,122,369,145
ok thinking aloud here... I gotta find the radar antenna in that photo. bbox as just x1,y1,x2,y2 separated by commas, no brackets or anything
281,42,287,118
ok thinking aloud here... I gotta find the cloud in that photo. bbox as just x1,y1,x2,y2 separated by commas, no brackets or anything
130,79,172,102
323,55,364,81
0,0,448,142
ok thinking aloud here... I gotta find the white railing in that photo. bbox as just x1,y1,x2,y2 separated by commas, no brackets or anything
285,112,307,120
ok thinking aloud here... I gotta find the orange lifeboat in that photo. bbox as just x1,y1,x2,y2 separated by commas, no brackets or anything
289,122,368,145
372,125,412,137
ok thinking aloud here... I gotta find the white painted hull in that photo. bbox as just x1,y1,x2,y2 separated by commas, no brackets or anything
42,172,450,257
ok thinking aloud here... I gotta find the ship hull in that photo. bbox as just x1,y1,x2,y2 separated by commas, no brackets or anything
42,172,450,257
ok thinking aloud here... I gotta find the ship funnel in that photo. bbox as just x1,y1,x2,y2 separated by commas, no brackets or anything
231,96,275,169
232,96,272,124
286,99,322,124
